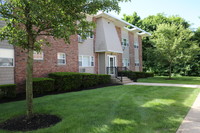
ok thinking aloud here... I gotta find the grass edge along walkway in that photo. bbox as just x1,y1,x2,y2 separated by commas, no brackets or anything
138,76,200,85
0,85,200,133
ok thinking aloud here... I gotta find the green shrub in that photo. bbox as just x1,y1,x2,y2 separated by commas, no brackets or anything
49,72,111,91
0,84,16,99
81,74,98,88
49,72,82,91
63,74,82,91
98,74,111,84
33,78,55,94
145,72,154,77
118,71,154,81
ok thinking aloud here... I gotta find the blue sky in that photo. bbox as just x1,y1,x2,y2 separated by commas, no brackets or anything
109,0,200,29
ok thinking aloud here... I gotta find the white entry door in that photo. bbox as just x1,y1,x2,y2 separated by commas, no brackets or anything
108,55,117,75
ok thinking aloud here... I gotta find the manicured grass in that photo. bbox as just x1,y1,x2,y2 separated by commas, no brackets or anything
138,76,200,85
0,85,199,133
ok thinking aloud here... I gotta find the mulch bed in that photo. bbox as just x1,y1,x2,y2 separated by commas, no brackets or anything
0,114,61,131
0,83,122,104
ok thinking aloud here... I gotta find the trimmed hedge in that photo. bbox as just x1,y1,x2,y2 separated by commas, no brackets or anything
49,72,111,91
33,78,55,94
0,84,16,99
118,71,154,81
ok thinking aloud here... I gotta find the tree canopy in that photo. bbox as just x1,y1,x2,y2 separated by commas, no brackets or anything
151,23,198,78
123,13,200,76
0,0,130,117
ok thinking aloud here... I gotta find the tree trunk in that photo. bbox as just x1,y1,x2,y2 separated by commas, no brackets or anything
26,48,34,118
169,62,172,79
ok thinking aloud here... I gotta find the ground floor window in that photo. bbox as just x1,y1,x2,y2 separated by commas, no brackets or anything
34,51,44,60
135,60,140,67
123,58,129,67
79,55,94,67
0,48,14,67
57,53,66,65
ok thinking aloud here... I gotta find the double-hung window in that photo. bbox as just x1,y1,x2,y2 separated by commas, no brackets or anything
134,35,139,48
122,58,129,67
122,39,129,47
79,55,94,67
57,53,66,65
33,51,43,60
135,60,140,67
0,48,14,67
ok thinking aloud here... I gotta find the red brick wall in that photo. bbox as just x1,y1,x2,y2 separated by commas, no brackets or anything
14,35,78,91
128,32,135,71
93,17,99,74
138,36,143,72
115,26,122,67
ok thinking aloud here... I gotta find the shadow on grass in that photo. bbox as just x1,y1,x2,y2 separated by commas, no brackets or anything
89,86,198,133
0,85,198,133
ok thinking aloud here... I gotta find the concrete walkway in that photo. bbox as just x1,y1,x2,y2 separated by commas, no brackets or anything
125,82,200,133
176,93,200,133
125,82,200,88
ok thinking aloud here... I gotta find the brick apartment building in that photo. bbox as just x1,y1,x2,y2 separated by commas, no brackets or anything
0,12,150,90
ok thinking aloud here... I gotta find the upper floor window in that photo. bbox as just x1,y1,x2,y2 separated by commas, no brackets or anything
57,53,66,65
78,29,94,43
122,39,129,47
0,48,14,67
78,34,85,43
134,34,139,48
33,51,43,60
122,58,129,67
79,55,94,67
134,42,139,48
87,30,94,39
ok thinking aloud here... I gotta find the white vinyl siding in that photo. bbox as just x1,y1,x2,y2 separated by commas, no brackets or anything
0,48,14,67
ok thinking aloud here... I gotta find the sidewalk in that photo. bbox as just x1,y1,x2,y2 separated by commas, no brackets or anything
125,82,200,88
125,82,200,133
176,93,200,133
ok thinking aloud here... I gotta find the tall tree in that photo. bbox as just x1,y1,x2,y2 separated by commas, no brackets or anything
151,23,198,78
0,0,130,118
123,13,192,74
123,12,141,27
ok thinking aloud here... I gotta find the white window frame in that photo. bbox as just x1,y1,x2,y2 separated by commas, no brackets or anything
57,53,66,65
33,51,44,60
0,48,14,67
122,38,129,47
135,60,140,67
122,58,129,67
79,55,94,67
79,56,82,67
108,55,117,67
134,34,139,49
87,30,94,39
90,56,94,66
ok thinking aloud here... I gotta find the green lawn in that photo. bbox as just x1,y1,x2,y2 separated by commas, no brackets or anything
0,85,199,133
138,76,200,85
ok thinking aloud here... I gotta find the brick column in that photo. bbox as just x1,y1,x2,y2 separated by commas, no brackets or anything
138,36,143,72
93,17,99,74
128,32,135,71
